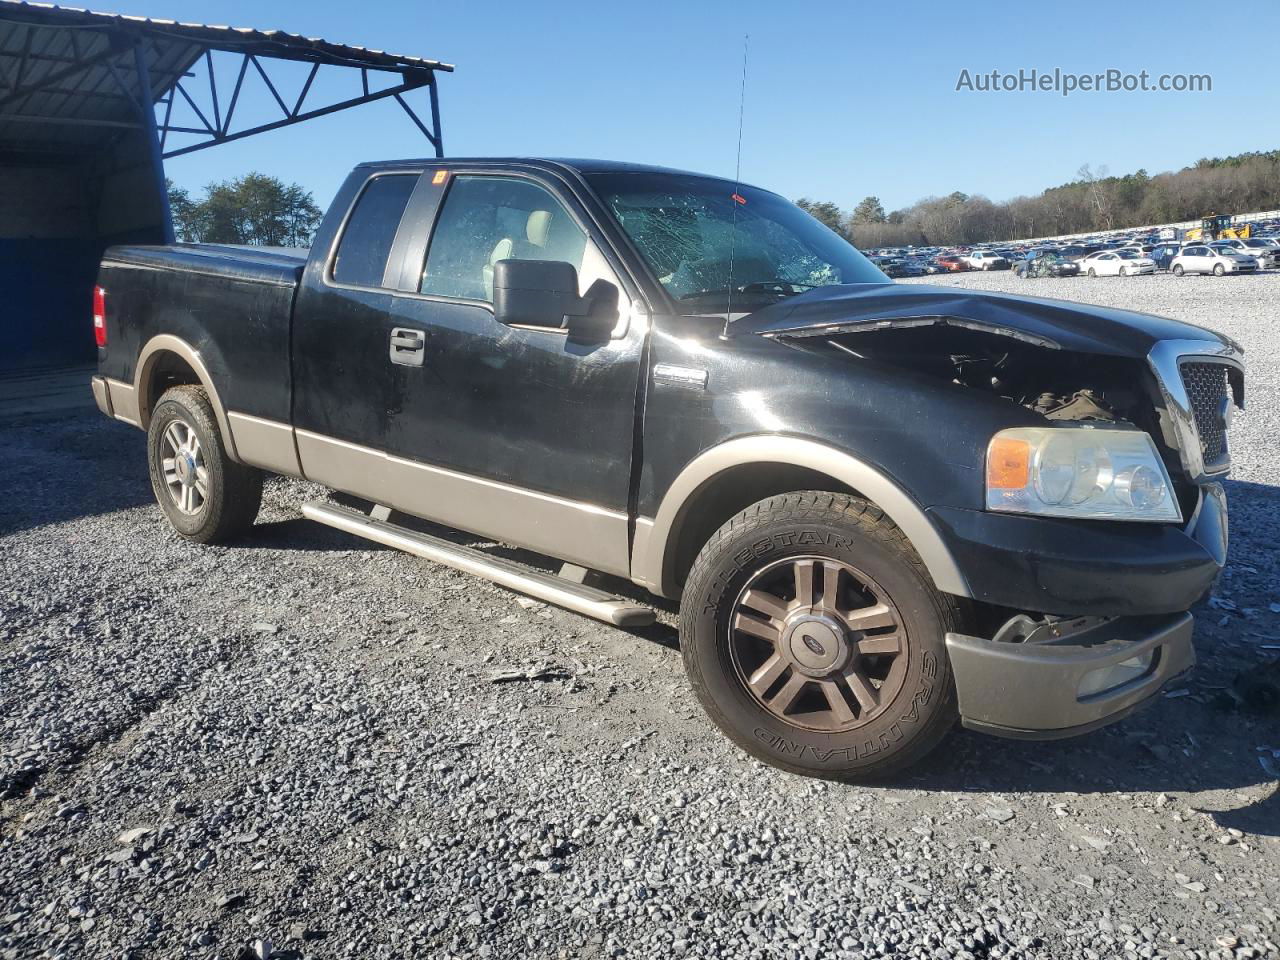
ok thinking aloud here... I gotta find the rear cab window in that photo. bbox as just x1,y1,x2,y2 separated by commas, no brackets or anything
331,174,420,288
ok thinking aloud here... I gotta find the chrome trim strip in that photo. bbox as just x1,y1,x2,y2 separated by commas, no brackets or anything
636,436,971,599
227,411,302,477
295,429,631,577
653,364,709,388
1146,338,1244,483
302,501,655,627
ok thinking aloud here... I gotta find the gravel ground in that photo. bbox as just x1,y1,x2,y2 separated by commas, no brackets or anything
2,271,1278,960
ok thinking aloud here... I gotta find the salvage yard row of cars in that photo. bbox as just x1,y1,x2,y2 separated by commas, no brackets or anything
867,218,1280,279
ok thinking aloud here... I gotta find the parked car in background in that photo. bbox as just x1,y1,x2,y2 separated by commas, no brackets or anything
1013,252,1080,278
963,250,1009,271
935,254,969,272
1212,237,1279,269
1120,243,1155,257
1079,249,1156,277
1150,243,1183,271
1171,244,1257,276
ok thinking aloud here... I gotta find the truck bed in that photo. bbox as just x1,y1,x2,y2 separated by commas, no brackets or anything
96,243,306,427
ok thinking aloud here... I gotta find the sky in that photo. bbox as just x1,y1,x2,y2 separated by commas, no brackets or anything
117,0,1280,214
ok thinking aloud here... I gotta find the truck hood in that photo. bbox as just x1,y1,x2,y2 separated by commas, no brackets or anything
729,282,1231,358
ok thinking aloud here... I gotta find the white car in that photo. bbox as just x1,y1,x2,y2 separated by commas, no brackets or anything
963,251,1009,271
1078,250,1156,276
1170,244,1258,276
1212,238,1279,268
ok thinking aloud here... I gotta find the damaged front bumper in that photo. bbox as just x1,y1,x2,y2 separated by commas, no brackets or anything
945,612,1195,739
929,483,1229,617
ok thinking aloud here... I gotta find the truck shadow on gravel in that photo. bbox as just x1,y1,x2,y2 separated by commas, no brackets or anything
0,416,154,537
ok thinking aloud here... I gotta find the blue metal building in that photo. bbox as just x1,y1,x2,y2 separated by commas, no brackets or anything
0,1,450,372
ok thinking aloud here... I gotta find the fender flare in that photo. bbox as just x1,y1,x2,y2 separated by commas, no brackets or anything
632,435,971,600
133,334,240,461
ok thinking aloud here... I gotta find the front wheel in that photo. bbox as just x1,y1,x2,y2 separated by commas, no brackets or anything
679,492,961,781
147,385,263,543
1087,267,1097,277
1119,266,1128,277
1213,263,1226,276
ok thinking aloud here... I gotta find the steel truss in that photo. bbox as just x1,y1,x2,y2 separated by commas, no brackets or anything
156,50,443,160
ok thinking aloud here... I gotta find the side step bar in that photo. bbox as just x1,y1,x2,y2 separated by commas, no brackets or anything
301,501,656,628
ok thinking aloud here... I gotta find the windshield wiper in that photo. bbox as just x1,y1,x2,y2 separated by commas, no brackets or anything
740,279,822,292
677,280,818,302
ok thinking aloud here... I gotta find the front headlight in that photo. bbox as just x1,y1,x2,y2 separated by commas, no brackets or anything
986,426,1182,522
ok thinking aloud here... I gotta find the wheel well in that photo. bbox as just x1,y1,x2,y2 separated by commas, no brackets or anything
142,351,201,426
666,463,859,593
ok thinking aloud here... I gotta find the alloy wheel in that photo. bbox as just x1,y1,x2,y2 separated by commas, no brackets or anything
728,556,909,733
161,418,208,515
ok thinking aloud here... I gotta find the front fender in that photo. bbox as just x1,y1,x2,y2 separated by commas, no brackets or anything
631,435,971,600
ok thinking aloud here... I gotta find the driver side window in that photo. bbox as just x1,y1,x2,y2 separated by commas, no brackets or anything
420,176,588,303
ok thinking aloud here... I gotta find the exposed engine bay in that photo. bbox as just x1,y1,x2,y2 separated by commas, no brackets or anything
776,320,1196,511
782,321,1162,430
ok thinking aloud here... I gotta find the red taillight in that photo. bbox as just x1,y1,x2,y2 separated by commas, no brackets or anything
93,286,106,347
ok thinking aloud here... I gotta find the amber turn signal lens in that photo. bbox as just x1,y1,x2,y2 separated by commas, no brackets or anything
987,436,1030,489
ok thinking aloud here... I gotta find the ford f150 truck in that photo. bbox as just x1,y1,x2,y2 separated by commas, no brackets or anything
90,158,1243,779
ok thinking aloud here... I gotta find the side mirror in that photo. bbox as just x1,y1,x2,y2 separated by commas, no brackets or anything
492,259,618,341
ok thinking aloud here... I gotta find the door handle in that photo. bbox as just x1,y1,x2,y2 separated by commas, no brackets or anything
389,328,425,367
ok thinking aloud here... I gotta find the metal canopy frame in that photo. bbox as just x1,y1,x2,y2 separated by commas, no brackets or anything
155,50,444,160
0,3,452,239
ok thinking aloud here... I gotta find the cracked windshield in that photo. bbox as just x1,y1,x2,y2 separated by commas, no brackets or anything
588,172,886,315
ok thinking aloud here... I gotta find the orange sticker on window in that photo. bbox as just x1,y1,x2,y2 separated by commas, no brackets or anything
432,170,448,185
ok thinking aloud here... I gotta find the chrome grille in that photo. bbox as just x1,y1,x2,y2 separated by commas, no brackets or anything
1180,362,1229,465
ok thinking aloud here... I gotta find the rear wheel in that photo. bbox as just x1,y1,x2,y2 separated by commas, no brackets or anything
679,492,961,781
147,385,262,543
1173,264,1185,276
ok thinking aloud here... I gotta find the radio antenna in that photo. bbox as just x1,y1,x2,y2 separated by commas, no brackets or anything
723,33,749,337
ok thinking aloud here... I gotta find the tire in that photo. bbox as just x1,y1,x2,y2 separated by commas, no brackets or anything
679,492,962,781
147,385,263,543
1173,264,1185,276
1213,264,1225,276
1087,267,1097,277
1119,266,1128,277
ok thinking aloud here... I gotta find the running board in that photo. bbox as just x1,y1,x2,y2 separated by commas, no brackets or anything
301,501,656,628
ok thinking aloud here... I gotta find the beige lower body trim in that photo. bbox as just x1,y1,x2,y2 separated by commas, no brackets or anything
90,376,113,418
295,429,631,577
227,412,302,477
105,377,139,426
630,517,656,590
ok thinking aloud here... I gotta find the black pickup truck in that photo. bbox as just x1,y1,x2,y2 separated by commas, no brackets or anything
90,158,1242,779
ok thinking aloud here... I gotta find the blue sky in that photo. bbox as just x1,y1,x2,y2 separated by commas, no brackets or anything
130,0,1279,213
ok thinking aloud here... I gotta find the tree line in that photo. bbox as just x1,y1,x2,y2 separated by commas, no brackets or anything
168,173,323,248
798,149,1280,248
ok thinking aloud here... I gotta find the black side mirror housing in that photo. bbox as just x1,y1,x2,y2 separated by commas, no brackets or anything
492,259,618,340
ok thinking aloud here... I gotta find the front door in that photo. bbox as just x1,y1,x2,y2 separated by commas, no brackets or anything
377,170,646,576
